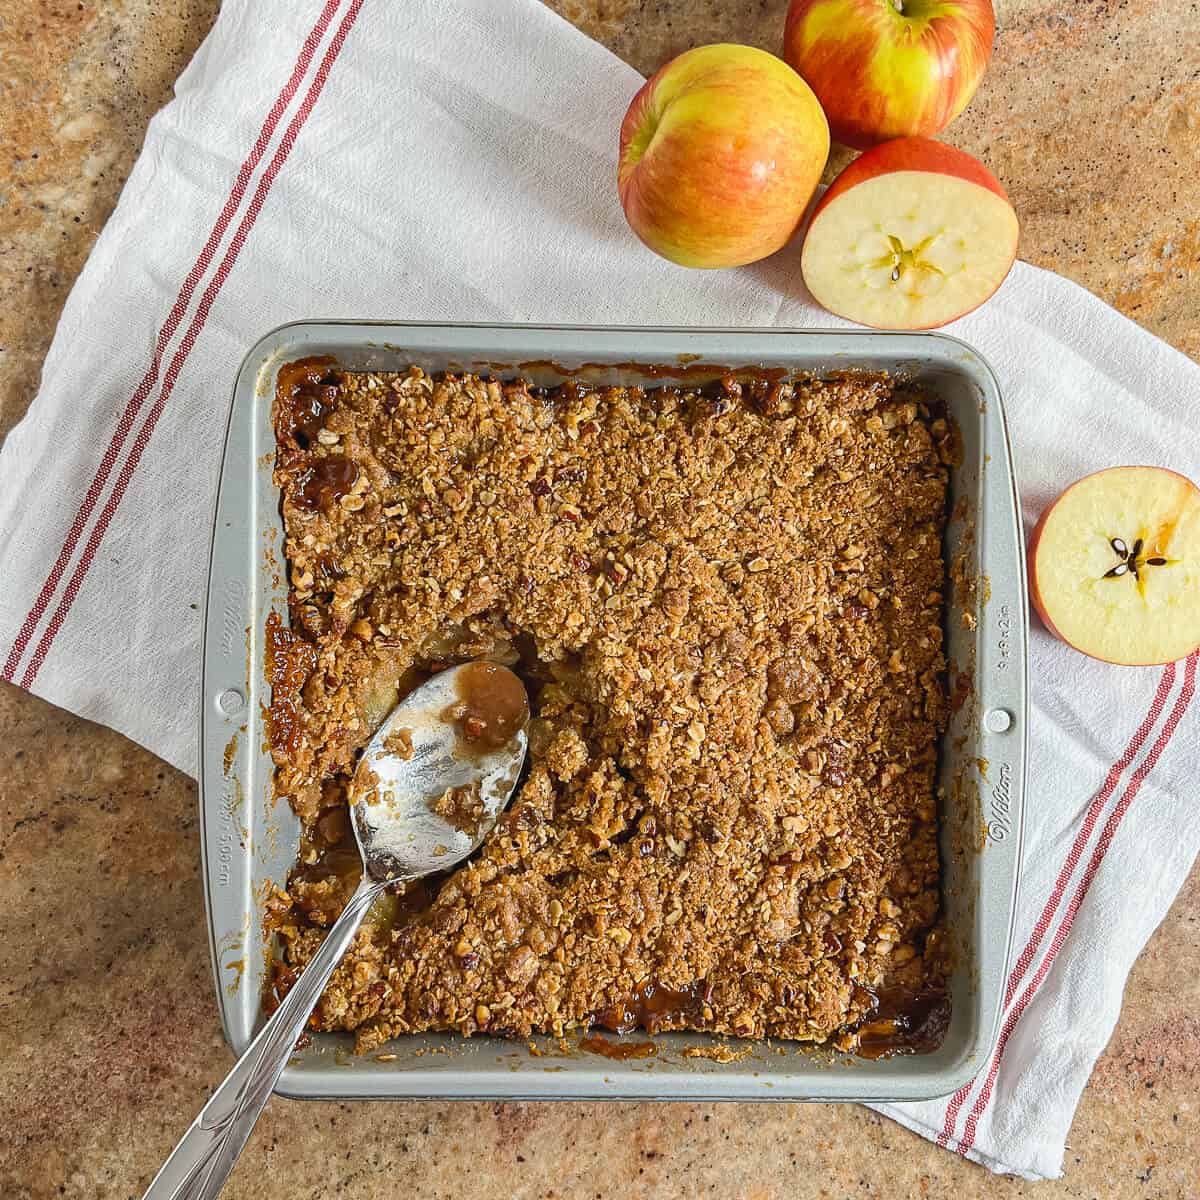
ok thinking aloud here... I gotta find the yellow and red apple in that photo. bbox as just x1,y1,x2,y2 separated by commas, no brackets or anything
783,0,994,148
800,136,1018,329
617,44,829,268
1030,467,1200,666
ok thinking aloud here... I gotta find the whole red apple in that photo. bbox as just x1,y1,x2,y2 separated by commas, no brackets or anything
618,44,829,268
783,0,994,148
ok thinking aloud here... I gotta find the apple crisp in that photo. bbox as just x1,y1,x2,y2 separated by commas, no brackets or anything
266,359,952,1054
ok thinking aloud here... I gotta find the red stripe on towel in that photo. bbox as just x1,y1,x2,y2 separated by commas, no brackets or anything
956,652,1196,1158
19,0,366,687
935,660,1178,1147
3,0,342,683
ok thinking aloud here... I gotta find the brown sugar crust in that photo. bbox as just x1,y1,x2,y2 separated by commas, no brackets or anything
267,362,950,1053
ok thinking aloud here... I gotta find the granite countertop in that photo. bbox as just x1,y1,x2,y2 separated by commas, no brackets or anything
1,1,1197,1196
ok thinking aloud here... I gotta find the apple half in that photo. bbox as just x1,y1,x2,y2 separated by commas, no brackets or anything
1030,466,1200,666
800,137,1018,329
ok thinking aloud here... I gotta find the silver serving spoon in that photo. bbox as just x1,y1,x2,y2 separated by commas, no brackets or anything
144,661,528,1200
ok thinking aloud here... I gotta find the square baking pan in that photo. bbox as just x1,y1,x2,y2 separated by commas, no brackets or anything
201,322,1026,1101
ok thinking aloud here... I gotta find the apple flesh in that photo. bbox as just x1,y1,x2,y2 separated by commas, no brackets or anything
1030,467,1200,666
618,44,829,268
783,0,995,148
799,136,1018,329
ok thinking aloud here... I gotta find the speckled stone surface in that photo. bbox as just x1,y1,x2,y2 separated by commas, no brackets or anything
1,2,1198,1197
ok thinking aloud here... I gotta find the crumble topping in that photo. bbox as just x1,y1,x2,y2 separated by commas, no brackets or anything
267,359,951,1054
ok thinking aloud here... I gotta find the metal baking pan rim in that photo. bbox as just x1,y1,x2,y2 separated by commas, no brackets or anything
201,321,1027,1102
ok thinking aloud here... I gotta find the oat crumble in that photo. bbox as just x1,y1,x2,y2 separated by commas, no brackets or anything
266,359,951,1054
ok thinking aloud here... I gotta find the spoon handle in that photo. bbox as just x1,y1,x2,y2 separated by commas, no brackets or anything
142,876,388,1200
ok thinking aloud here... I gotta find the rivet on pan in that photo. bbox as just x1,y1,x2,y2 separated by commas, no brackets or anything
984,708,1013,734
217,688,246,716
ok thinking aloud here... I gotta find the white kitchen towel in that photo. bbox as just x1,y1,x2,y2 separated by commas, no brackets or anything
1,0,1196,1179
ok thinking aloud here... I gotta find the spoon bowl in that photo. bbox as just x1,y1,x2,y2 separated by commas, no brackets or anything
352,660,529,881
